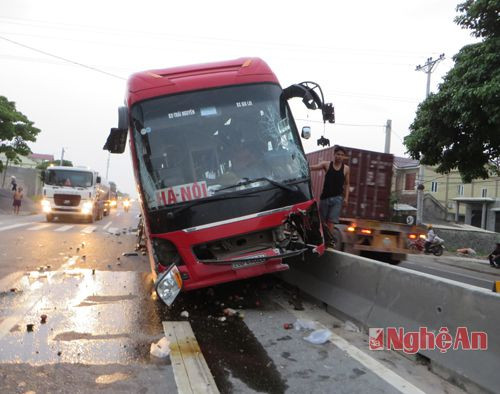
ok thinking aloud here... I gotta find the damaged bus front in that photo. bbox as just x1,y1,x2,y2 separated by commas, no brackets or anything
104,58,335,305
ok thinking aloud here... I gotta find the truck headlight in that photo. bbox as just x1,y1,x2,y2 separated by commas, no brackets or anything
41,199,51,213
155,266,182,306
81,201,93,214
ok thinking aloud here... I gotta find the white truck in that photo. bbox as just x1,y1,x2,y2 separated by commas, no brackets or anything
41,166,106,223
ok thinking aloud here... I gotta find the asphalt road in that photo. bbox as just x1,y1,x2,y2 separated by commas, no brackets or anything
401,254,500,290
0,206,467,393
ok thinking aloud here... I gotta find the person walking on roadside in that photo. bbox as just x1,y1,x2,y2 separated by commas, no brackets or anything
13,186,23,215
10,176,17,192
488,242,500,268
310,145,350,234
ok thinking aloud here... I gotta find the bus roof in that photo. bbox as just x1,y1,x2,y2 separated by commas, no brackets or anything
126,57,280,106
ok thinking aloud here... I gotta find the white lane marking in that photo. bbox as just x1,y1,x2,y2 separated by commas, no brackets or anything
275,299,425,394
54,225,74,232
0,222,33,232
163,321,220,394
402,261,493,285
103,221,112,230
81,226,96,234
0,256,80,341
27,223,52,231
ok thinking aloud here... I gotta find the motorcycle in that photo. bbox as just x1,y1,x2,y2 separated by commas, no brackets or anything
409,236,445,256
426,237,445,256
123,199,130,212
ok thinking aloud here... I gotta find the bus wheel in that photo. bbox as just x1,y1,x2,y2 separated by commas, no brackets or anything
46,214,53,222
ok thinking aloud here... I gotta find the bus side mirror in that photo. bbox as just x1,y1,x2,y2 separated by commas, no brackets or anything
322,103,335,123
96,176,101,184
103,128,128,153
301,126,311,139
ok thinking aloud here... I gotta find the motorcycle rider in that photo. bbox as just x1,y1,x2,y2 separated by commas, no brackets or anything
424,224,436,253
488,242,500,268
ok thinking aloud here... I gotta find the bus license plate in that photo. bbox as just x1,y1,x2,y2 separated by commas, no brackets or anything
232,255,266,270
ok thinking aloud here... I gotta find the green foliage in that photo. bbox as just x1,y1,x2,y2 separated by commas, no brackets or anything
405,1,500,183
36,160,73,170
0,96,41,172
455,0,500,38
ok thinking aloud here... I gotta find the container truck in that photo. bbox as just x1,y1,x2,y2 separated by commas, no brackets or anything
307,146,423,264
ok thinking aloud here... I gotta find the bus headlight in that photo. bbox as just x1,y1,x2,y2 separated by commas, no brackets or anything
81,201,93,214
41,199,51,213
155,266,182,306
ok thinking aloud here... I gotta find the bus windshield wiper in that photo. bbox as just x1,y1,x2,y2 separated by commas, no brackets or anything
216,177,296,193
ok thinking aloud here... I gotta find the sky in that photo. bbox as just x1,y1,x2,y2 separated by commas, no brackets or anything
0,0,477,196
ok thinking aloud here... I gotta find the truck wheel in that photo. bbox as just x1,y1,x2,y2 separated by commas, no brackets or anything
46,214,53,222
331,228,344,251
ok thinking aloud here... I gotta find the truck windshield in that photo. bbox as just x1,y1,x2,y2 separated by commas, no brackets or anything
131,83,309,210
46,170,93,187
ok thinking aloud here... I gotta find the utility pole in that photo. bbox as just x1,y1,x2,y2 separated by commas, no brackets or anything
384,119,392,154
106,151,111,180
60,147,65,166
415,54,445,225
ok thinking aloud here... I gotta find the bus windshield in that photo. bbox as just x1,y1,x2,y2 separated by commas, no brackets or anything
131,83,309,210
46,170,93,187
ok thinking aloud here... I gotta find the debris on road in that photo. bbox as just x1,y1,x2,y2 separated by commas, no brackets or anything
294,319,317,331
343,320,360,333
122,252,139,257
223,308,237,316
180,311,189,318
40,314,47,324
218,317,226,322
26,324,34,332
303,329,332,345
150,337,171,358
283,323,294,330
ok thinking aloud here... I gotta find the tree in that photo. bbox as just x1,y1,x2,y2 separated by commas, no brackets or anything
0,96,41,173
405,0,500,183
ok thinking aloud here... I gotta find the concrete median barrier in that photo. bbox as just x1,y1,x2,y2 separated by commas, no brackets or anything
280,251,500,393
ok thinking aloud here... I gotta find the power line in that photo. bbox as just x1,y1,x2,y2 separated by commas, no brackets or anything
0,15,444,60
295,118,385,128
0,35,126,80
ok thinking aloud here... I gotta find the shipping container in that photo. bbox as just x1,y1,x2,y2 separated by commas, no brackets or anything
307,146,394,221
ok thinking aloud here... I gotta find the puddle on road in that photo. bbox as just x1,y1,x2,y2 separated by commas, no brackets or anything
75,294,138,307
95,372,131,384
1,267,289,393
0,270,164,365
156,277,288,394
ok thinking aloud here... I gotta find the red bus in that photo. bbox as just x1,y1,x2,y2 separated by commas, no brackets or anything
104,57,334,305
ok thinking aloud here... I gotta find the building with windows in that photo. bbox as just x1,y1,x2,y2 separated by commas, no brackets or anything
393,157,500,232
